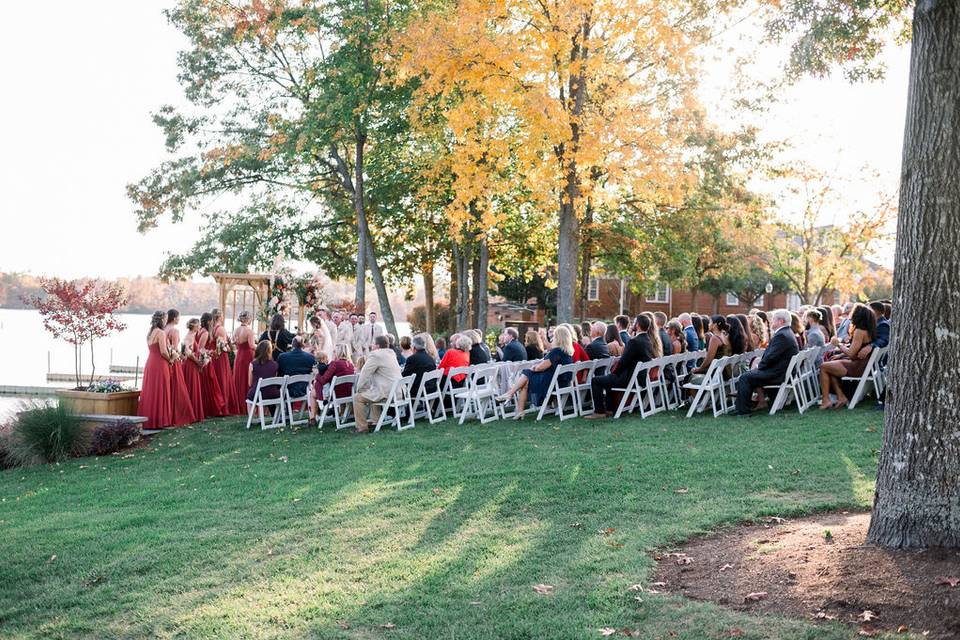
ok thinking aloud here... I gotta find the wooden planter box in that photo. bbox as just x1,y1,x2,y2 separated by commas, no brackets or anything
56,389,140,416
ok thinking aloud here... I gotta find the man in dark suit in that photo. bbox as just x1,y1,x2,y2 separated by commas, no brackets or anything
500,327,527,362
679,313,699,352
734,309,799,415
402,334,437,397
588,316,654,418
277,337,317,397
615,314,631,344
870,301,890,348
585,321,610,359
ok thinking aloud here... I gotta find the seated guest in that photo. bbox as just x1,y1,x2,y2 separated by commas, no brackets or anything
439,333,471,388
870,301,890,348
436,337,448,360
790,312,804,349
277,336,317,398
247,340,280,401
804,309,826,368
748,313,769,349
468,329,490,364
525,329,544,360
259,313,296,359
587,315,655,418
387,333,406,366
604,323,623,357
500,327,527,362
402,334,438,398
497,326,575,418
666,321,686,355
818,303,876,409
420,332,440,363
734,309,799,416
353,335,403,433
734,314,752,350
308,343,355,426
585,321,610,359
836,302,854,341
679,313,699,353
654,312,673,357
690,315,706,350
566,323,590,363
817,306,836,341
687,315,730,386
615,314,631,344
399,335,415,360
579,322,592,347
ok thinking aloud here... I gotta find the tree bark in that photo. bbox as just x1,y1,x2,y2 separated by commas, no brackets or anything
867,0,960,549
471,250,481,328
476,238,489,332
423,263,435,335
577,204,593,320
452,242,471,331
355,226,366,309
557,199,580,323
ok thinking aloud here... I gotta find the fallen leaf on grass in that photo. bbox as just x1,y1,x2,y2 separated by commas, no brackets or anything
650,581,667,587
279,456,288,463
627,583,644,592
743,592,767,602
599,628,617,636
719,564,734,572
432,487,442,495
570,522,583,528
533,584,554,594
858,610,878,622
608,541,624,549
599,527,616,536
897,625,908,633
48,554,57,563
337,619,349,629
380,622,396,629
858,627,877,637
674,487,689,494
726,629,745,638
292,498,301,503
936,576,960,587
813,611,837,621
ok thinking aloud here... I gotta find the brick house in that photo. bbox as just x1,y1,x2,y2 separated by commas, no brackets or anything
579,276,829,321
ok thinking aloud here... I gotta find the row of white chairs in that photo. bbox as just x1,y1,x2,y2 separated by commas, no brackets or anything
245,344,891,431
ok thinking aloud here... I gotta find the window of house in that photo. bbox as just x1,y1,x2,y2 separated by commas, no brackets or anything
646,283,670,304
787,293,801,311
587,276,599,301
725,292,739,306
754,294,764,306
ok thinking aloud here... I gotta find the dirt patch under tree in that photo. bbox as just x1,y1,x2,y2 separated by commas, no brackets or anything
653,511,960,638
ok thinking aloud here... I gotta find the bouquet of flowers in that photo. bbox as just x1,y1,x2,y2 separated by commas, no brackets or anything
216,337,229,356
87,379,125,394
260,266,295,323
297,273,326,320
198,350,212,367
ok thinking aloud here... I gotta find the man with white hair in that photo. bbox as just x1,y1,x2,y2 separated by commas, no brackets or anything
353,334,402,433
585,321,610,359
734,308,799,416
678,313,699,353
402,334,438,398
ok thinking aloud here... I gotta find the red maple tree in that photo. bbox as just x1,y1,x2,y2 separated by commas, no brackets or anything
26,278,128,389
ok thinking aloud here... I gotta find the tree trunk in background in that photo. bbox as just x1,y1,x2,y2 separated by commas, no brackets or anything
476,239,489,332
423,263,435,335
351,134,397,337
452,242,471,331
355,227,366,309
577,203,594,320
557,199,579,323
867,0,960,549
449,247,458,318
471,251,481,328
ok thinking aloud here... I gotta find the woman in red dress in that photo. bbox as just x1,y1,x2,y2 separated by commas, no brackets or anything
232,310,256,414
181,318,205,422
164,309,198,426
210,309,240,415
137,311,173,429
199,312,227,417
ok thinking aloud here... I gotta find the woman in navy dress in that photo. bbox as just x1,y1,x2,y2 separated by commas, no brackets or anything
497,325,574,419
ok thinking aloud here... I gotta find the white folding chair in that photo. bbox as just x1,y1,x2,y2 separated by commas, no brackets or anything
766,350,806,416
442,366,472,419
454,365,501,424
373,374,416,432
572,360,599,416
532,362,580,421
844,346,889,409
283,374,314,427
245,376,287,430
683,355,736,418
412,368,447,424
318,374,356,430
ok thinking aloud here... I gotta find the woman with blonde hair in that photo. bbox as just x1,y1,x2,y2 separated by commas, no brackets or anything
497,325,574,418
417,332,439,362
468,328,490,364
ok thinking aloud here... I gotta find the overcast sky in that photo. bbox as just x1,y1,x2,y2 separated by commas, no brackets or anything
0,2,910,280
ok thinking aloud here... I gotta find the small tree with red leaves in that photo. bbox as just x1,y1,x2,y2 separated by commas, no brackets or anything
26,278,128,389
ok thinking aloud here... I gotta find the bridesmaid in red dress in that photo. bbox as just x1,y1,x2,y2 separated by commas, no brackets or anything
181,318,205,422
137,311,173,429
232,310,256,414
210,309,241,415
199,312,227,417
164,309,198,426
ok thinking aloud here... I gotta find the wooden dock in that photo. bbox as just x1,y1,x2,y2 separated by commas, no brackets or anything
110,365,143,374
0,385,58,397
46,373,136,383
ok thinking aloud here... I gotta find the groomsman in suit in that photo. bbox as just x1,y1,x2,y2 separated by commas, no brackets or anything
350,314,367,361
335,312,353,345
734,309,799,416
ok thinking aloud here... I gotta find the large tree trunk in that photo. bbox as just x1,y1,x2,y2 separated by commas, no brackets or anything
452,242,471,331
355,226,366,309
476,238,489,332
471,251,481,328
867,0,960,549
557,199,579,323
423,263,435,335
351,134,397,337
577,209,592,321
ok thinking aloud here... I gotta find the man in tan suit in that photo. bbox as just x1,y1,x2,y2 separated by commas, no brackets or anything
353,335,402,432
350,313,367,363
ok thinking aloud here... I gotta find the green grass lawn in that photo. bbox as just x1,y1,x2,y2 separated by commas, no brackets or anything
0,407,884,639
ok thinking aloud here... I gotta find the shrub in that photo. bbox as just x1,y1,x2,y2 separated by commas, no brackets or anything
407,302,451,335
89,419,141,457
7,402,89,466
0,423,16,470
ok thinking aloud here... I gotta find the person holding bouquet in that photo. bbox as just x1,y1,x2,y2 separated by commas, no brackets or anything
181,318,205,421
232,311,257,412
164,309,198,426
137,311,173,429
199,312,227,417
210,308,241,415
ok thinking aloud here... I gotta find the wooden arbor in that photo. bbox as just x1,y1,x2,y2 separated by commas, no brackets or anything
210,273,272,333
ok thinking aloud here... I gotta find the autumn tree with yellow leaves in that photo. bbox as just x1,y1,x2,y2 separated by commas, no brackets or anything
397,0,708,322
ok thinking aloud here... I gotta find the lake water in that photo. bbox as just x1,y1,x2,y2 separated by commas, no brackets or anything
0,308,409,417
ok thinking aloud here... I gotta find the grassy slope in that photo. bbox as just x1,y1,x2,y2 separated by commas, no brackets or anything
0,408,884,639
